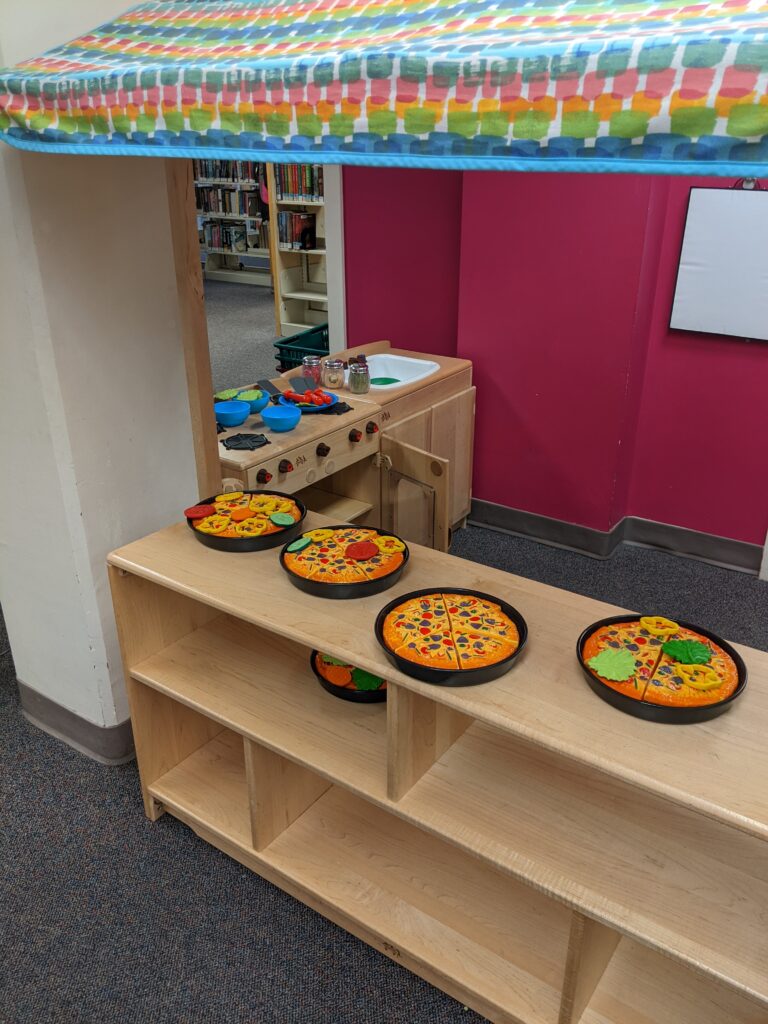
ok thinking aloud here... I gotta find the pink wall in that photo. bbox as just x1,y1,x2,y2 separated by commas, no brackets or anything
343,167,461,357
343,168,768,545
629,179,768,544
457,172,654,532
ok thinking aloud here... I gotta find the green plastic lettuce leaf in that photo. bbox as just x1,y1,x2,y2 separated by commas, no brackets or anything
350,668,385,691
661,639,711,665
320,655,349,667
587,648,636,682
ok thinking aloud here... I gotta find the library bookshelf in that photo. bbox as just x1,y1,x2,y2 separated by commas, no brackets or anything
108,514,768,1024
193,160,271,287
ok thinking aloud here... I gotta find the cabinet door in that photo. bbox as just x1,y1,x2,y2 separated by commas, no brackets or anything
380,435,450,551
430,387,476,524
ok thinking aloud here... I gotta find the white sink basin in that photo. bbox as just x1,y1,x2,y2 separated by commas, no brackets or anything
346,353,440,390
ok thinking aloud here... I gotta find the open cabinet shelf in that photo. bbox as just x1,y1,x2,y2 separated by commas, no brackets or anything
109,514,768,1024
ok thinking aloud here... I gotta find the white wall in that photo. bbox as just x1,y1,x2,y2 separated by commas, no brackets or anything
0,7,199,733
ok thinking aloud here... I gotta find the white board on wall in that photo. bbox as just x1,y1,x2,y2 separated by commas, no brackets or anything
670,187,768,342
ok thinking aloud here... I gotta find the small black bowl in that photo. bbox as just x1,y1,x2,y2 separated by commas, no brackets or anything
576,614,748,724
186,490,306,552
310,651,387,703
375,587,528,687
280,526,409,599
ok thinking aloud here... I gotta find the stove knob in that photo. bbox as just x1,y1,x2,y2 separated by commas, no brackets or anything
349,429,363,443
256,469,272,484
278,460,294,474
316,443,331,457
366,421,379,435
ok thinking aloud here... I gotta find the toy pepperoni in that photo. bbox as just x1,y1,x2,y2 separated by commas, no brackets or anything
639,616,680,638
184,504,216,520
346,540,379,561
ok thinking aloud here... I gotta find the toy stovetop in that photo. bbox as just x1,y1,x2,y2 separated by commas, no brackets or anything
218,381,383,473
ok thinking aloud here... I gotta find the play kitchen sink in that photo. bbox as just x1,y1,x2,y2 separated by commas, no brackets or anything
346,353,440,390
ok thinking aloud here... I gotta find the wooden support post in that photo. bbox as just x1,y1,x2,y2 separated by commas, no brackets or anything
559,912,621,1024
244,740,331,851
387,684,472,801
165,159,221,498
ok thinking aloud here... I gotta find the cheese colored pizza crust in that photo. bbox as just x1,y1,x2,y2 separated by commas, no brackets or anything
383,592,519,672
583,620,739,708
283,528,405,585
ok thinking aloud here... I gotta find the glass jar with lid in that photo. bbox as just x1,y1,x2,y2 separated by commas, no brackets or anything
302,354,322,387
348,361,371,395
322,358,345,390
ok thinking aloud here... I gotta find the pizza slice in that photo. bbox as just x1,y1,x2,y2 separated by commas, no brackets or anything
309,552,368,584
451,629,518,670
283,545,323,578
644,626,739,708
582,621,665,701
382,594,450,651
441,593,518,643
355,549,405,581
393,626,460,671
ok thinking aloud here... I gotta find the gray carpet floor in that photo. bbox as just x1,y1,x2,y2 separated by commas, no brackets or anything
205,279,281,392
2,530,766,1023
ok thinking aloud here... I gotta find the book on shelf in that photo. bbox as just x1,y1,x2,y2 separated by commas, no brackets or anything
193,159,262,185
274,163,324,202
277,211,318,251
202,218,252,253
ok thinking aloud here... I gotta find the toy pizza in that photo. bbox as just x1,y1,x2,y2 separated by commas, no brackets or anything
281,526,408,596
186,491,302,538
311,651,387,702
580,615,743,716
379,591,524,682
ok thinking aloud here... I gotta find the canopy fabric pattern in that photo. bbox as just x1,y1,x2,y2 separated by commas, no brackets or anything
1,0,768,174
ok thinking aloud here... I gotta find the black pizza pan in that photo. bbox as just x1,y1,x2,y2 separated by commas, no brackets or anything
576,614,747,724
374,587,528,687
186,490,306,552
310,651,387,703
279,526,409,599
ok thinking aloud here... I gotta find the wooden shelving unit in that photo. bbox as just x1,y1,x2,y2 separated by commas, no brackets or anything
193,160,272,288
109,514,768,1024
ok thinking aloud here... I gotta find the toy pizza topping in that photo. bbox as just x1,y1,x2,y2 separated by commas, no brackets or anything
587,648,636,682
196,514,230,535
287,536,312,552
230,506,255,522
639,616,680,638
235,518,268,536
270,512,296,526
374,535,406,554
676,664,722,691
661,638,711,664
315,653,386,692
345,540,379,561
237,389,263,401
184,504,216,520
306,528,334,542
215,491,243,502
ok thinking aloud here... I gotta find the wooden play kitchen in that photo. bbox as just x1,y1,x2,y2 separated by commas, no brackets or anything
218,341,475,551
109,512,768,1024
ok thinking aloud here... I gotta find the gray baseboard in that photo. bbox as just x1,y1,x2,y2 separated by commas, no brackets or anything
18,679,135,764
469,499,762,574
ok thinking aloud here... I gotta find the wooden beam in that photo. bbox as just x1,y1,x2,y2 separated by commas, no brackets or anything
559,911,621,1024
165,159,221,498
244,740,330,850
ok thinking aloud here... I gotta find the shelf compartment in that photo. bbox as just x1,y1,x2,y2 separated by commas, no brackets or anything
297,487,373,522
153,733,571,1024
131,614,387,801
149,727,251,849
581,936,766,1024
281,289,328,303
397,722,768,1006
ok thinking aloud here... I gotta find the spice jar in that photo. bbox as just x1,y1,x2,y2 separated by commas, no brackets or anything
322,358,345,390
348,361,371,395
302,354,322,387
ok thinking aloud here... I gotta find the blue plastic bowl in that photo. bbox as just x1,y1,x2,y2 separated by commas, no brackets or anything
236,391,270,414
261,403,301,432
214,400,251,427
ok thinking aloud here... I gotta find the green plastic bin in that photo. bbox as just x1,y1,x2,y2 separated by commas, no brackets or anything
274,323,329,372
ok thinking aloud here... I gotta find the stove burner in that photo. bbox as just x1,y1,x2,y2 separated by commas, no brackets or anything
221,433,271,451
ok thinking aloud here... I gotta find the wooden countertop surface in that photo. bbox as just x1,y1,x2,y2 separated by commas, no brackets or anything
109,513,768,843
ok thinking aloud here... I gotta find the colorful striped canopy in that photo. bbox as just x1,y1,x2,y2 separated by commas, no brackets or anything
1,0,768,174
